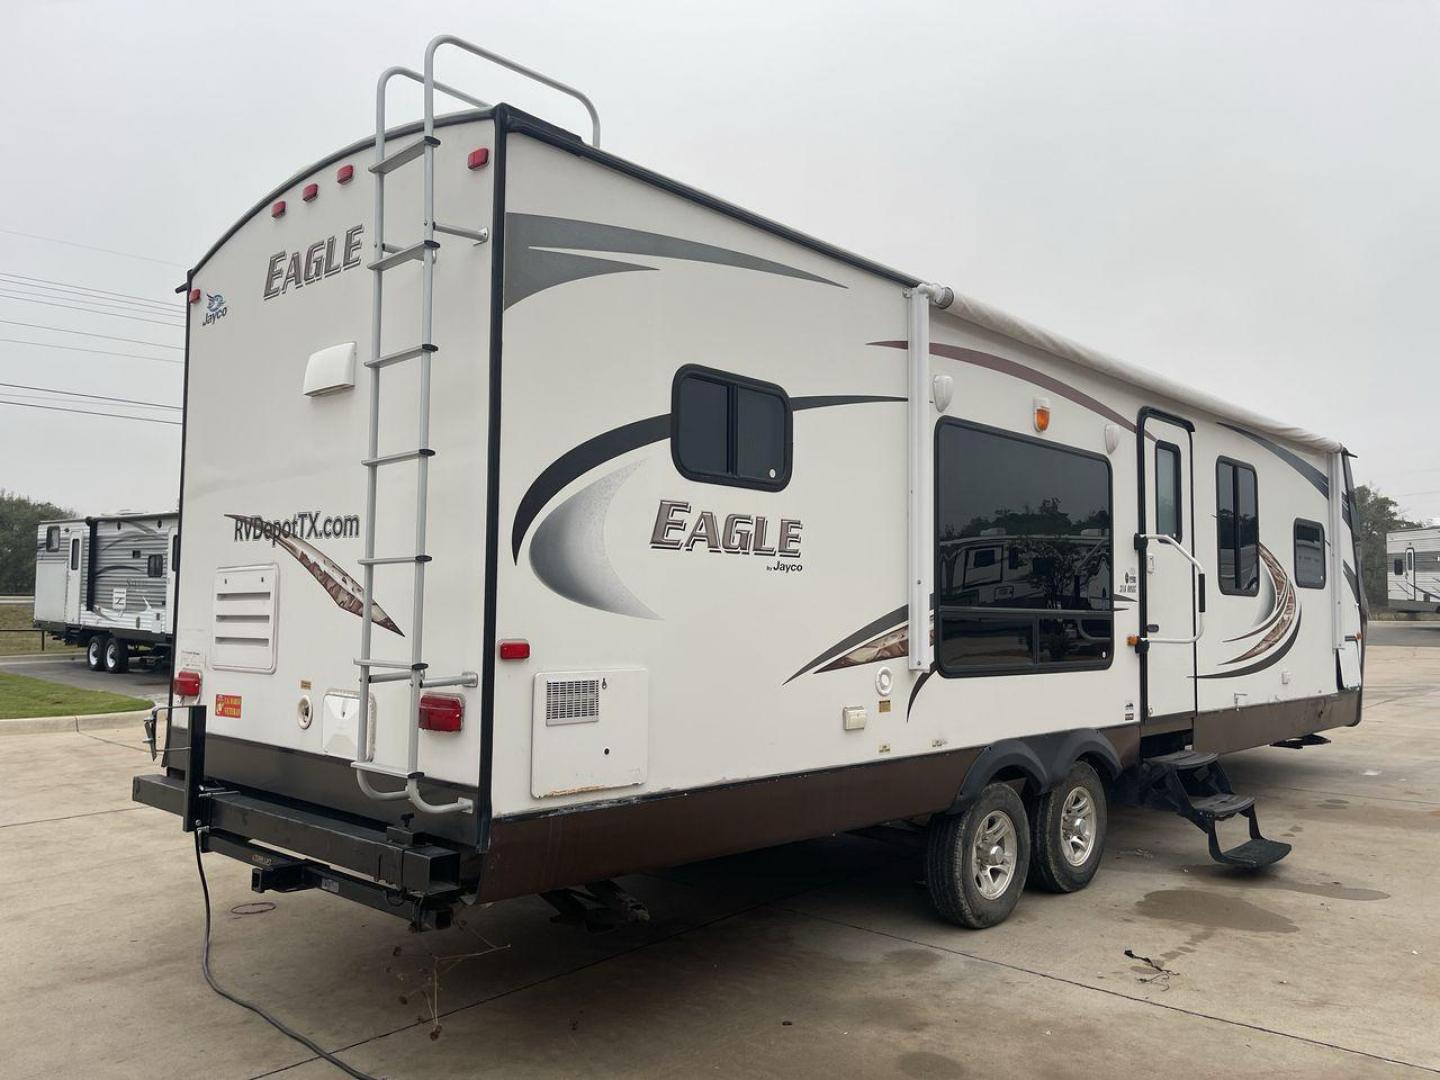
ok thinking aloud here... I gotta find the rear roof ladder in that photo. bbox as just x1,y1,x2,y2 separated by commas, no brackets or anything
352,37,600,818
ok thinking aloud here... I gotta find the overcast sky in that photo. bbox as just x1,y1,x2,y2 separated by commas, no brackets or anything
2,1,1436,520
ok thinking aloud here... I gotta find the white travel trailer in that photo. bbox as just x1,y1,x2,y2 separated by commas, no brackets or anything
34,511,178,672
1386,527,1440,612
135,39,1366,932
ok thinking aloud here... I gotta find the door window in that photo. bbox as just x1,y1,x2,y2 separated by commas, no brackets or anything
1155,443,1182,539
69,538,80,571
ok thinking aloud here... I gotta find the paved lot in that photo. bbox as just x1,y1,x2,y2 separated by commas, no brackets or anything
0,652,169,704
1367,620,1440,648
2,645,1436,1079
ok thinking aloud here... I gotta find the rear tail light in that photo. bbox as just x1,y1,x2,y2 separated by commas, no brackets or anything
418,693,463,732
173,669,202,697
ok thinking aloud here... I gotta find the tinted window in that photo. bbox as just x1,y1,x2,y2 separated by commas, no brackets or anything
1294,520,1325,588
673,368,790,489
935,421,1113,675
1155,443,1181,539
1395,557,1405,576
735,386,786,482
147,554,165,578
1216,459,1259,596
46,526,60,552
675,375,728,477
69,538,80,571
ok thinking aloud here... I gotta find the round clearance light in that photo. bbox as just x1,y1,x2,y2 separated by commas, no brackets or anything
1033,397,1051,433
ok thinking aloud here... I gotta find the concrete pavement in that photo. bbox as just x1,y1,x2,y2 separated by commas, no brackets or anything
1,646,1436,1079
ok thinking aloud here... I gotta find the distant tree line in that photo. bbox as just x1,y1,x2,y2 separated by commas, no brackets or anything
0,491,74,594
1352,484,1422,609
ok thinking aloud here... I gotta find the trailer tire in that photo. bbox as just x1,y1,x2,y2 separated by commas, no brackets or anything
103,636,129,674
925,782,1030,929
86,636,106,672
1028,761,1107,893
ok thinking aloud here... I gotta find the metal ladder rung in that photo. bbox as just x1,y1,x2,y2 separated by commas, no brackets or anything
352,761,425,781
363,448,434,468
369,135,440,175
356,658,428,671
359,554,432,566
366,343,437,370
362,671,414,685
368,239,439,272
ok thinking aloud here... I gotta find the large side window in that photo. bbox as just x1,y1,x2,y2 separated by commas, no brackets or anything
1294,519,1325,589
1216,459,1259,596
1155,442,1182,540
935,421,1113,676
672,367,791,490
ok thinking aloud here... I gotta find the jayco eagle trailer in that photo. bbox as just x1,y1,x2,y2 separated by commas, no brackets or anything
134,38,1365,932
1387,527,1440,613
34,511,178,672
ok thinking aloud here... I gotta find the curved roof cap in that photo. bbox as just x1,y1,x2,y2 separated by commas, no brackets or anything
937,289,1343,454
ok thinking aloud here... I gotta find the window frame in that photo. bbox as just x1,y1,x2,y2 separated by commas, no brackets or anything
670,364,793,492
933,418,1116,679
1215,456,1260,597
45,526,60,552
1154,440,1184,541
1293,518,1326,589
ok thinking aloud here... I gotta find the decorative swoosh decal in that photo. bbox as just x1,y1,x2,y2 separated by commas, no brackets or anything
225,514,401,635
869,340,1140,434
505,213,844,308
1217,422,1329,499
512,396,904,563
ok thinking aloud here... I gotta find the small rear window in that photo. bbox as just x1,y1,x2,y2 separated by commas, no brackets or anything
672,366,791,490
45,526,60,552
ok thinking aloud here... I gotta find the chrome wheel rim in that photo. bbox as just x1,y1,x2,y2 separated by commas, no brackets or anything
1060,786,1097,867
972,810,1018,900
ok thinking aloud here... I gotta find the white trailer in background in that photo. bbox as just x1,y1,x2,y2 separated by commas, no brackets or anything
134,37,1365,933
1387,526,1440,612
33,511,179,672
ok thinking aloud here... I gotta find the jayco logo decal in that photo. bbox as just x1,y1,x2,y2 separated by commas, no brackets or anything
650,499,803,572
263,224,364,301
202,292,228,326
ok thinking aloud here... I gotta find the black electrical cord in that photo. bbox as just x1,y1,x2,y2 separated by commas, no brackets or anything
192,830,382,1080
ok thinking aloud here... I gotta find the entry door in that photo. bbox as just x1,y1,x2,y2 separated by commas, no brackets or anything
64,537,83,623
1140,414,1198,721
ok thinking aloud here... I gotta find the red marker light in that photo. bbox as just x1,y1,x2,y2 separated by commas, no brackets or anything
302,183,319,202
417,693,464,732
188,288,201,304
467,147,490,170
271,200,286,218
498,639,530,661
173,669,202,697
336,164,355,184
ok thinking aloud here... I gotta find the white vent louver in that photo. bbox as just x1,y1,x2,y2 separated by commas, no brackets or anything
545,678,601,725
212,565,279,674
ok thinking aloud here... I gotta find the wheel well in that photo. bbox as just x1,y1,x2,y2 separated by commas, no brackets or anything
990,765,1041,797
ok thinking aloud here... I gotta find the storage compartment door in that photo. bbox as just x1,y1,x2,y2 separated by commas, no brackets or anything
531,669,648,798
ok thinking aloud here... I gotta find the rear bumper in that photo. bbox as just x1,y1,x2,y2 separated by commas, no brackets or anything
133,772,477,928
